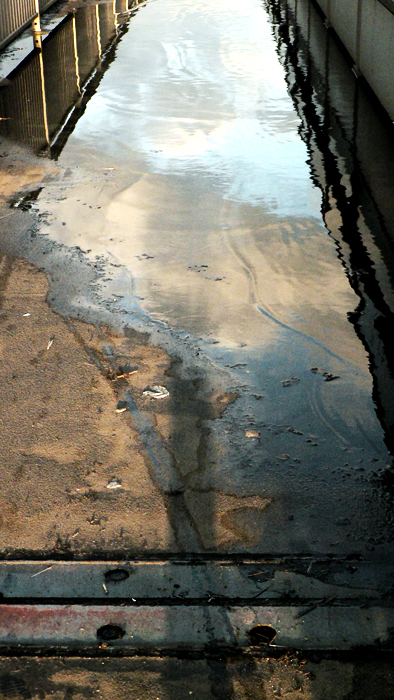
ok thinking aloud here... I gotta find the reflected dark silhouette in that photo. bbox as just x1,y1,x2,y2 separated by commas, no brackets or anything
266,0,394,456
0,1,137,156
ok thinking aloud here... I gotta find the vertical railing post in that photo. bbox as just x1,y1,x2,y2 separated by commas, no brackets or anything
38,50,50,148
72,13,81,94
32,0,42,49
32,0,50,148
113,0,120,33
96,4,102,58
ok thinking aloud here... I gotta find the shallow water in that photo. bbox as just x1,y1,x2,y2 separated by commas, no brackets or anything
2,0,394,555
42,0,366,362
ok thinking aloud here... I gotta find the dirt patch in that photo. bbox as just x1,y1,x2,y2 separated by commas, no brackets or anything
0,653,393,699
0,252,244,555
0,256,176,554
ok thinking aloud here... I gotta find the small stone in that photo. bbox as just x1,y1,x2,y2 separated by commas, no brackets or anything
107,478,122,489
142,385,170,399
245,429,260,439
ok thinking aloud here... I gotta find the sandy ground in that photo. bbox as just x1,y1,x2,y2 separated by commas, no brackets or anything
0,141,56,208
0,653,393,699
1,144,168,553
0,250,246,555
0,254,178,553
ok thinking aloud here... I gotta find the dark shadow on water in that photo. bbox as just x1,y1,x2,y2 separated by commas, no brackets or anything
266,0,394,458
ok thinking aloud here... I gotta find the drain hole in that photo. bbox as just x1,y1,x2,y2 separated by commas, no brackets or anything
248,625,277,645
97,624,125,641
104,568,130,583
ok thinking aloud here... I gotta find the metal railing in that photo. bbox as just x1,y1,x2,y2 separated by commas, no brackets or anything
0,0,58,50
0,0,36,49
0,1,136,154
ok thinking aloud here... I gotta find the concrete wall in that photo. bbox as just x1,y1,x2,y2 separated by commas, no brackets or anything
313,0,394,121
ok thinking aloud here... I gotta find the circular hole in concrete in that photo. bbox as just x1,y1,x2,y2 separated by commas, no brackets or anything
97,624,125,641
104,568,130,583
248,625,277,645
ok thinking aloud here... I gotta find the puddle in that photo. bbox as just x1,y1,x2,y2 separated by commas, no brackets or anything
1,0,394,555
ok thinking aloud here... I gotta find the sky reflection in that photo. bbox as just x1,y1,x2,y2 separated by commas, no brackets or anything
67,0,322,217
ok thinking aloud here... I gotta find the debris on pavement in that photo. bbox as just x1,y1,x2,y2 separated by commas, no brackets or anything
109,364,138,380
107,478,122,489
142,385,170,399
311,367,340,381
294,596,336,620
46,334,55,350
281,377,300,387
115,400,128,413
31,565,54,578
245,429,260,438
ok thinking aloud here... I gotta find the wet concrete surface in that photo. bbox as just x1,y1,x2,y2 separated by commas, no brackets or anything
1,0,394,685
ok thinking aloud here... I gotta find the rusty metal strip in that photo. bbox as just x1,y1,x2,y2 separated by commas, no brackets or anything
0,604,393,651
0,560,391,603
0,560,392,651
